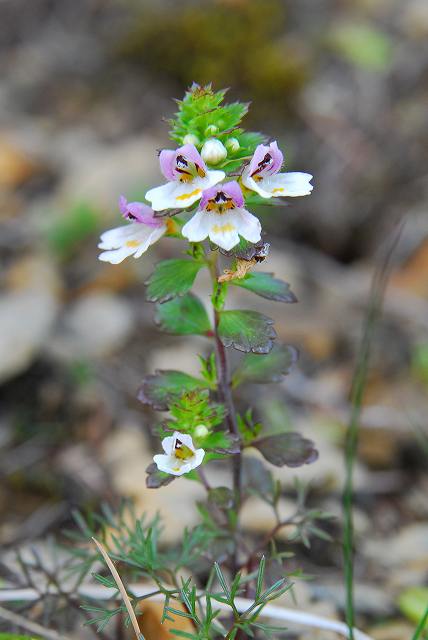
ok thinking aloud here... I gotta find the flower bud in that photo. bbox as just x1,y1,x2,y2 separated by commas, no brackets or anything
194,424,209,439
182,133,200,146
201,138,227,165
204,124,219,136
226,137,240,153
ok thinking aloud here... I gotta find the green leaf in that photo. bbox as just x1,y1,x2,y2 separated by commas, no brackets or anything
255,556,266,599
155,293,211,336
231,272,297,303
218,310,276,354
233,344,298,386
138,370,207,410
146,259,204,303
398,587,428,628
145,462,176,489
170,631,198,639
253,433,318,468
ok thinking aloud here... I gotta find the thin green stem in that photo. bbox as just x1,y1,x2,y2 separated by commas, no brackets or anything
342,219,404,639
412,604,428,640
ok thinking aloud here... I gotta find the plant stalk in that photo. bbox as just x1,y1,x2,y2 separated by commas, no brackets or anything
209,250,242,573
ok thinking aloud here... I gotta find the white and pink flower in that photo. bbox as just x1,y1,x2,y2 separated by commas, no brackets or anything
153,431,205,476
242,141,313,199
98,196,167,264
145,144,225,211
182,181,261,251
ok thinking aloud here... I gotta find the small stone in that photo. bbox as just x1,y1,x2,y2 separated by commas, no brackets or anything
49,292,134,360
0,288,58,383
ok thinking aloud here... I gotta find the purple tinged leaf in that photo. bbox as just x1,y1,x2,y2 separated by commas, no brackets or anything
232,272,298,303
253,433,318,468
137,370,207,411
145,462,176,489
218,310,276,354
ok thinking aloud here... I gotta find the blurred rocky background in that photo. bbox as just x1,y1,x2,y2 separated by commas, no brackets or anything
1,0,428,638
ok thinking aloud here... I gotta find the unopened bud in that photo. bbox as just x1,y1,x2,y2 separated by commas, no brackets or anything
204,124,219,137
194,424,209,439
226,137,240,153
201,138,227,165
182,133,200,146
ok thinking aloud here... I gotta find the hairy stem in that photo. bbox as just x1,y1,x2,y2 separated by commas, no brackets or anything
209,250,242,572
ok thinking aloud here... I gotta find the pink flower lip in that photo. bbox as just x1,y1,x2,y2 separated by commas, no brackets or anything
159,144,207,182
248,141,283,178
200,180,244,210
119,196,163,228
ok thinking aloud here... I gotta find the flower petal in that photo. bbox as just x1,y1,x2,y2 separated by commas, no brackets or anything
99,246,139,264
159,149,176,181
98,222,166,264
153,454,175,474
145,181,203,211
153,454,191,476
204,170,226,189
133,226,166,258
146,171,225,211
234,208,262,244
241,173,273,198
248,143,270,176
172,431,195,452
182,210,211,242
262,172,314,197
98,224,138,249
177,143,208,173
207,213,240,251
161,436,175,455
193,448,205,467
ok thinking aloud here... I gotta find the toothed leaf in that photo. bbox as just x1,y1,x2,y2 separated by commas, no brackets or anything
218,310,276,354
146,259,204,303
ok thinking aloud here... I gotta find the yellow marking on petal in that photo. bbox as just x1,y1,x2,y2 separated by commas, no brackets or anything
126,240,140,247
176,188,201,201
197,165,206,178
212,223,235,233
272,187,285,193
174,438,194,460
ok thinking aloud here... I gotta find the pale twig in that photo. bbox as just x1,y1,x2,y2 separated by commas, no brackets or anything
0,583,373,640
0,604,72,640
92,537,143,640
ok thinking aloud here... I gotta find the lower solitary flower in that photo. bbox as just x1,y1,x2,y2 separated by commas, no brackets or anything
242,141,313,199
153,431,205,476
98,196,167,264
182,181,261,251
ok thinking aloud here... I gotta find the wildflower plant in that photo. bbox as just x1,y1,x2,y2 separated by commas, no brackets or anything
91,84,326,637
